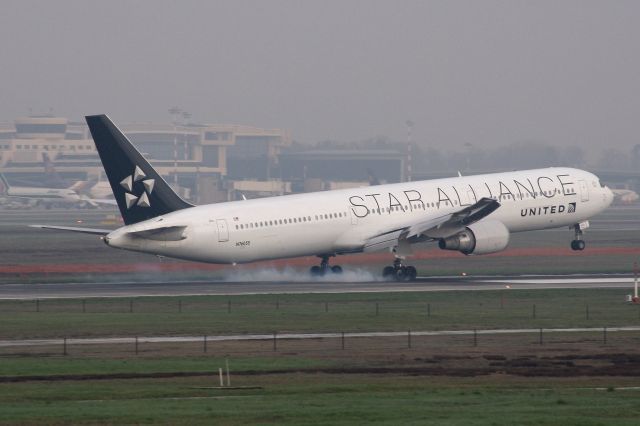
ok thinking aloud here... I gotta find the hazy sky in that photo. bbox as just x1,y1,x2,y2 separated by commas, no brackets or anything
1,1,639,150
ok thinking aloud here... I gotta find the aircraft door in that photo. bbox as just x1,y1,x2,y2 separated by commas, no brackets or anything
216,219,229,242
579,180,589,202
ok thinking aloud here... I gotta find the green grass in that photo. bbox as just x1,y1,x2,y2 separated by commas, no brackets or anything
1,289,639,339
2,287,640,424
0,356,336,378
2,375,640,425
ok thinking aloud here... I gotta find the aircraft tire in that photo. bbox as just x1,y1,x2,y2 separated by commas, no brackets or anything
382,266,395,280
405,266,417,281
395,267,410,282
571,240,586,251
310,265,323,276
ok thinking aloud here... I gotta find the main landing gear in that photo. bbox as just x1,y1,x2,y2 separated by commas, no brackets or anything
382,258,417,282
570,223,586,251
310,255,343,277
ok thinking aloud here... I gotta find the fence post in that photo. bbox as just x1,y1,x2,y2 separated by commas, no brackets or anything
539,328,543,345
273,332,277,351
408,330,412,349
532,304,536,319
135,336,139,355
341,332,345,350
586,304,589,320
204,335,207,353
63,337,67,356
603,326,607,345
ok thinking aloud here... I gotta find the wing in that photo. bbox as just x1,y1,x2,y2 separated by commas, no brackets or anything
29,225,112,235
362,197,500,252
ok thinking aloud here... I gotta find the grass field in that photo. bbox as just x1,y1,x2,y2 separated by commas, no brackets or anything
2,289,640,424
3,368,640,424
1,289,639,339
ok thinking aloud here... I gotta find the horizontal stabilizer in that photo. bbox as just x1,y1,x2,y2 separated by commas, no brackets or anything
29,225,112,235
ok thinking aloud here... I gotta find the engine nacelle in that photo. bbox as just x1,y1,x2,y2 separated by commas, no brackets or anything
438,220,510,255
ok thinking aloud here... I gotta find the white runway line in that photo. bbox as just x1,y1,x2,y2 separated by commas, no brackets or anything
486,278,633,285
2,326,639,348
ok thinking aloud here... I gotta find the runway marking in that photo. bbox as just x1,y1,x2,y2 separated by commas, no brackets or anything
486,278,633,285
1,326,637,348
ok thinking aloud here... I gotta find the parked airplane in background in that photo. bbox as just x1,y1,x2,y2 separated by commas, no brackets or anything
0,173,115,209
43,152,116,203
611,189,639,205
32,115,614,281
1,173,84,207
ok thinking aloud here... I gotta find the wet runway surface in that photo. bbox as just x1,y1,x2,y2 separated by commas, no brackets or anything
0,274,636,299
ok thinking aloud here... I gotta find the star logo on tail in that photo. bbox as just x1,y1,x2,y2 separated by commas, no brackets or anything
120,166,155,209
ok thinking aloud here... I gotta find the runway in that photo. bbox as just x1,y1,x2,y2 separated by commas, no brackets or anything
0,274,636,299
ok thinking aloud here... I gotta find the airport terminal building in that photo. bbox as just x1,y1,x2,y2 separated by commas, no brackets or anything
0,116,292,203
0,115,411,203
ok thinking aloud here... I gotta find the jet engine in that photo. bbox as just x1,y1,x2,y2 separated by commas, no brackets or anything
438,220,510,255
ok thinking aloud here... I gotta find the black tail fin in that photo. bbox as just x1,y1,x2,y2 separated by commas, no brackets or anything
85,115,193,225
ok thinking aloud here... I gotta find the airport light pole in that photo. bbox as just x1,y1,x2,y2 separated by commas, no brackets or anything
406,120,414,182
168,107,181,188
182,111,191,161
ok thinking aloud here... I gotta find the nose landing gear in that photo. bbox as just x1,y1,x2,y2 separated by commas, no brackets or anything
570,223,586,251
382,258,417,282
309,255,343,277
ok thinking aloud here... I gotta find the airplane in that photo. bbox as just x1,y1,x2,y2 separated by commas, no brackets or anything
611,189,639,205
0,173,84,207
32,115,614,281
0,173,116,209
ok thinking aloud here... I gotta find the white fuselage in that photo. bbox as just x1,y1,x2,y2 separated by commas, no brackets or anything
6,186,82,204
105,167,613,264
